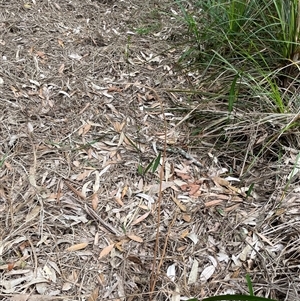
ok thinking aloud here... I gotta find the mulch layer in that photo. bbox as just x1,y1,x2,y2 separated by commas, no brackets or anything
0,1,299,300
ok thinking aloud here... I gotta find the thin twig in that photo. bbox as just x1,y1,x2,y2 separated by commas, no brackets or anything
132,85,167,301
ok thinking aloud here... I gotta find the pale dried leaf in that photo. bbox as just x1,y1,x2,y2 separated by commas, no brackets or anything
82,180,92,197
217,252,229,263
239,243,252,261
204,200,223,207
182,214,191,222
25,205,41,223
8,135,18,147
187,232,198,244
62,214,88,224
180,229,189,239
165,161,171,181
99,164,111,177
88,286,99,301
167,263,176,281
27,122,34,133
58,90,70,98
99,243,114,258
103,91,114,99
173,179,187,187
231,254,242,266
43,265,56,282
62,282,73,291
121,185,128,198
200,265,215,282
58,63,65,74
131,211,150,226
0,236,27,256
68,53,82,60
73,160,80,167
0,275,32,292
213,176,230,187
66,242,88,252
10,294,29,301
93,170,100,192
29,166,37,187
127,234,143,243
171,196,186,212
82,123,92,136
188,259,198,284
118,131,125,147
36,282,49,294
208,255,218,267
242,215,257,226
10,295,57,301
225,176,240,182
149,181,174,194
136,192,155,208
76,170,91,181
47,260,61,275
28,296,56,301
91,194,99,210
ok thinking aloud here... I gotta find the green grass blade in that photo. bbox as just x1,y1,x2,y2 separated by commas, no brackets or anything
246,274,254,296
187,295,278,301
152,152,161,173
202,294,278,301
137,164,144,175
246,183,254,198
0,155,7,168
144,158,155,174
124,134,141,152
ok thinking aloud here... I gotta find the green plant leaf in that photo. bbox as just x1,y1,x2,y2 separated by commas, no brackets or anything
124,134,141,152
202,294,278,301
137,164,144,175
152,152,161,173
246,183,254,198
144,158,155,174
246,274,254,296
0,155,7,168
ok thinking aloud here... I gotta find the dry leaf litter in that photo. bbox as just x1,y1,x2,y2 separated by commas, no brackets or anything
0,1,299,301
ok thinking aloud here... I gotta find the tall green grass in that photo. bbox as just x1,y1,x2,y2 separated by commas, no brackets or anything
173,0,300,179
176,0,300,114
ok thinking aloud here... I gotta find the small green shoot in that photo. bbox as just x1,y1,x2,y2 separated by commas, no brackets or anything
246,183,255,198
246,274,254,296
135,27,152,35
0,155,7,168
124,134,141,152
138,152,161,176
151,152,161,173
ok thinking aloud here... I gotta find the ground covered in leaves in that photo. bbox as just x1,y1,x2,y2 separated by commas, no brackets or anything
0,1,299,301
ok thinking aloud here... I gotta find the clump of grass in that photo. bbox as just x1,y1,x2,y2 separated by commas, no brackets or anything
173,0,300,178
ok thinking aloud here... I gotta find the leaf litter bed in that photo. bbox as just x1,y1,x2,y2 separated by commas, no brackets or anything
0,1,299,300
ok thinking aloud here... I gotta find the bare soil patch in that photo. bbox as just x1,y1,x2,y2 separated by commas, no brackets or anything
0,1,299,301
